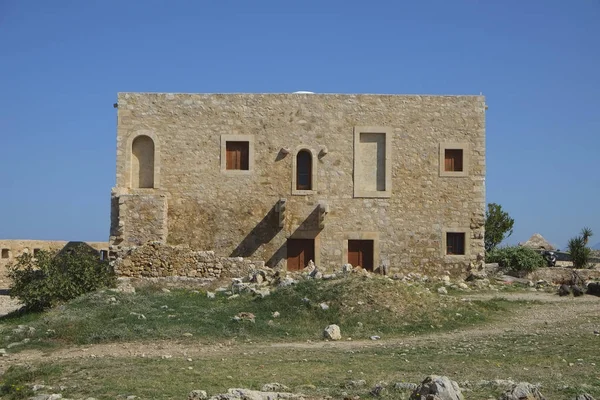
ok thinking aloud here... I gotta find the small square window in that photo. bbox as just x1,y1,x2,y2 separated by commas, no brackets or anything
33,248,41,256
444,149,463,172
221,135,254,174
1,249,9,259
446,232,465,255
226,141,249,170
439,143,469,177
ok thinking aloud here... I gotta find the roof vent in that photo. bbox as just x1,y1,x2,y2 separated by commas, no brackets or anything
292,91,315,94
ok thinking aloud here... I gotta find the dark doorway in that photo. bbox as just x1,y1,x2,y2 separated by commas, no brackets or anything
348,240,374,271
287,239,315,271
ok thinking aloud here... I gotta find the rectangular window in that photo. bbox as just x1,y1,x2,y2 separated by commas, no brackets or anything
444,149,463,172
1,249,9,259
100,250,109,261
348,240,374,271
33,248,41,256
446,232,465,255
226,141,249,170
439,143,469,177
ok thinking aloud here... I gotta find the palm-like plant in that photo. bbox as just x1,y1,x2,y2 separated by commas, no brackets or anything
581,227,593,246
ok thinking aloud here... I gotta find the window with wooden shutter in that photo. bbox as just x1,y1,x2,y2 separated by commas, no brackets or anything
446,232,465,255
296,150,312,190
444,149,463,172
226,141,249,170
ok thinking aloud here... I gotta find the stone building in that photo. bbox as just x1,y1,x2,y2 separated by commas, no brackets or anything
0,240,109,288
110,93,486,276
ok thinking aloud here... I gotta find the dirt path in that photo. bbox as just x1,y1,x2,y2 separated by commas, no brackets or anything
2,291,599,372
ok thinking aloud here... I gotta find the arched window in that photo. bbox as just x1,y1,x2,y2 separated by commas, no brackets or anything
296,150,312,190
132,135,155,188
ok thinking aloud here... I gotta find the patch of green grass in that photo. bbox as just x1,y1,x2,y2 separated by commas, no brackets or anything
0,276,521,351
4,319,599,400
0,364,62,400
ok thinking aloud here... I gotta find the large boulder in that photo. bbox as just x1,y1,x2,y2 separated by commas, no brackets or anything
323,324,341,340
499,383,546,400
587,282,600,296
410,375,464,400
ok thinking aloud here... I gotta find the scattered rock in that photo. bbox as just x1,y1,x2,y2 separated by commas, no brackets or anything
345,379,367,388
272,311,280,318
319,303,329,310
572,285,584,297
437,287,448,295
587,282,600,296
215,388,304,400
370,383,386,396
278,277,297,287
394,382,418,391
499,382,546,400
323,324,342,341
129,312,146,320
233,312,255,323
370,335,381,341
188,390,208,400
261,383,290,392
341,263,353,273
162,288,171,293
410,375,464,400
558,284,571,296
207,292,216,299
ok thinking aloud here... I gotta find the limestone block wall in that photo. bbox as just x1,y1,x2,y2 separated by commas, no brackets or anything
113,242,264,278
110,190,168,246
0,240,109,288
111,93,486,276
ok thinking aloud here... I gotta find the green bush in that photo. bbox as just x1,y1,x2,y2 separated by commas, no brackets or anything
7,243,116,311
568,227,593,269
568,236,592,269
486,246,545,277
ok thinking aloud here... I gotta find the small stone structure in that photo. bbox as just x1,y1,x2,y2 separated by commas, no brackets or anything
0,239,109,288
519,233,556,251
111,93,486,277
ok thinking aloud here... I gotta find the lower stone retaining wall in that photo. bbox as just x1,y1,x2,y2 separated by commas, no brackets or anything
112,242,265,279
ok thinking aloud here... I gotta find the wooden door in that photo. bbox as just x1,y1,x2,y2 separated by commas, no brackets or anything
348,240,374,271
287,239,315,271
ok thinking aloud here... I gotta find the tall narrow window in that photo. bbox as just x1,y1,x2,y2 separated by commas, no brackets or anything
1,249,9,259
226,141,249,170
444,149,463,172
296,150,312,190
446,232,465,255
132,135,155,188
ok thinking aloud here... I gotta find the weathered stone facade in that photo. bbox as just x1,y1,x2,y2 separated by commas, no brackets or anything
0,240,109,288
111,93,486,276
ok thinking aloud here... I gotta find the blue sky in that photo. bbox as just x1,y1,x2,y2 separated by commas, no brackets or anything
0,1,598,249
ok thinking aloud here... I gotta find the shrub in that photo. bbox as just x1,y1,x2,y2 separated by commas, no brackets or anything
568,234,592,269
8,243,115,311
486,246,545,277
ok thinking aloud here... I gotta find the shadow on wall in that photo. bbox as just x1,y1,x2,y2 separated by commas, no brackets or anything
230,203,282,258
266,206,323,268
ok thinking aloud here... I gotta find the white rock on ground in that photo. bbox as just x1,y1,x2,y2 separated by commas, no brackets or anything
410,375,464,400
323,324,342,340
